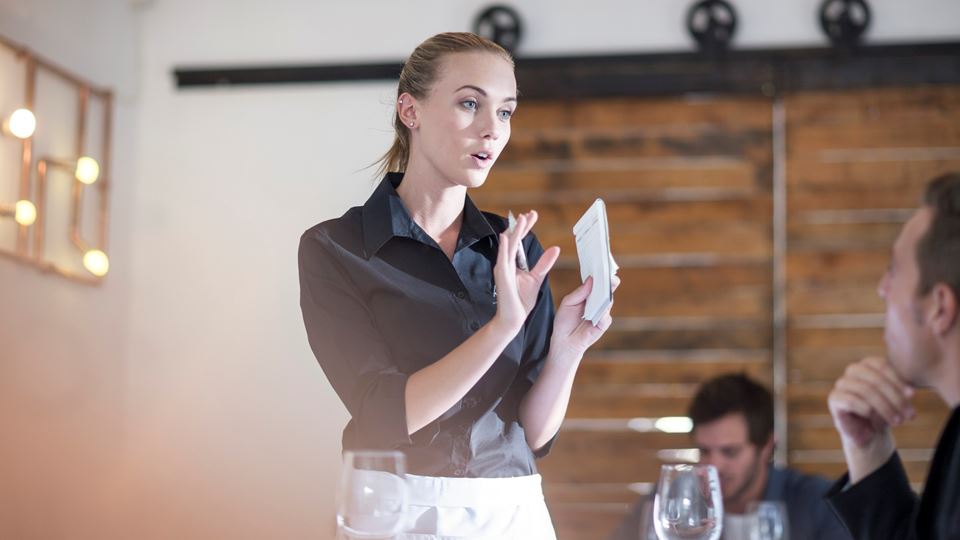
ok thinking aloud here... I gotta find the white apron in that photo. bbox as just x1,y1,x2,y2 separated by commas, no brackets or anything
399,473,556,540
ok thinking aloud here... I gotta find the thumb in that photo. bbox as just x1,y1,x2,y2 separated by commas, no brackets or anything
562,276,594,307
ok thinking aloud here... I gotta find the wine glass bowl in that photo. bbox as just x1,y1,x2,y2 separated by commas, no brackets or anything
336,450,407,539
748,500,789,540
652,463,723,540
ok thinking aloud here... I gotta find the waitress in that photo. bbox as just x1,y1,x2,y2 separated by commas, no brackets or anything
299,32,618,538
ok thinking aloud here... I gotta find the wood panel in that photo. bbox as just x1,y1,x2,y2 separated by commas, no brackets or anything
593,320,771,351
540,430,694,483
497,85,960,539
784,87,960,492
512,97,773,130
549,504,628,540
579,353,770,385
487,94,776,540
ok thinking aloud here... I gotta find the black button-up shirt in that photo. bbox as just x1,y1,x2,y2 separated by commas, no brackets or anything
298,173,556,478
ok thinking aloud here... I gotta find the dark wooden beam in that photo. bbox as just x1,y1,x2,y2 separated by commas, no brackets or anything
173,42,960,98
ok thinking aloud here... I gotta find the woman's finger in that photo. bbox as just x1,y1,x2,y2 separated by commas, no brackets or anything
561,276,594,307
510,214,526,265
530,246,560,281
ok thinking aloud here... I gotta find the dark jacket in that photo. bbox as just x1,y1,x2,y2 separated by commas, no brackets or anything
827,406,960,540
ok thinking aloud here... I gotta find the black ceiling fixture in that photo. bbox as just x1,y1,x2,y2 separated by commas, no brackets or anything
473,5,524,54
819,0,872,48
686,0,738,55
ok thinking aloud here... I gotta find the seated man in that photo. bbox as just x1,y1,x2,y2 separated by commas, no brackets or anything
608,373,849,540
826,172,960,539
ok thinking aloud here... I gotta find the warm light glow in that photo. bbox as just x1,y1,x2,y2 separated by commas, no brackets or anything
656,448,701,463
5,108,36,139
82,249,109,276
627,416,694,434
654,416,694,434
75,156,100,184
14,200,36,226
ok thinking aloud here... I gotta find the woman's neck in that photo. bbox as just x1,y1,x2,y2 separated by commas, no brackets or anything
397,161,467,241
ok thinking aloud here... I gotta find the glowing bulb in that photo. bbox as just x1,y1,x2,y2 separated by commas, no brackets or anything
75,156,100,184
14,200,36,226
83,249,109,277
5,108,36,139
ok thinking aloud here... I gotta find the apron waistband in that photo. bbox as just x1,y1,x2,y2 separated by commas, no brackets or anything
404,473,544,507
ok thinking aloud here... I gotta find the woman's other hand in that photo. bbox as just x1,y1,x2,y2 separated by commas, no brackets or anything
551,274,621,355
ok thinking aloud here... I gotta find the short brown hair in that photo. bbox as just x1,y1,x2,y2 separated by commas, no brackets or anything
374,32,514,178
917,173,960,312
687,373,774,448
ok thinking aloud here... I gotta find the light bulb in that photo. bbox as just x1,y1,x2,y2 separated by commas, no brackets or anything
14,200,36,226
83,249,109,277
75,156,100,184
5,108,37,139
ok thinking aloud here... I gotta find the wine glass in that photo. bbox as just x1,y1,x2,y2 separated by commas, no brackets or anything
336,450,408,539
748,501,789,540
637,498,658,540
652,464,723,540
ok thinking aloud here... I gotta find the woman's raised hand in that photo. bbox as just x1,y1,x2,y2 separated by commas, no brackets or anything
551,274,620,355
493,210,560,332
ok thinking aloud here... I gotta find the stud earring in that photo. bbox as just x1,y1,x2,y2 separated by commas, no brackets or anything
409,122,414,127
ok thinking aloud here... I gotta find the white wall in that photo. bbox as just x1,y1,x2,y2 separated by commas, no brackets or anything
0,0,139,538
1,0,958,538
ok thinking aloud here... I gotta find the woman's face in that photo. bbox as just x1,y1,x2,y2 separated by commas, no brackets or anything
405,51,517,189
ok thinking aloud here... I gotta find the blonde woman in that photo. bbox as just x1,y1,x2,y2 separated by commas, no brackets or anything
299,32,617,538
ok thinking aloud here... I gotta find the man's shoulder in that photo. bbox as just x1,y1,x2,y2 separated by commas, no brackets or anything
770,465,835,498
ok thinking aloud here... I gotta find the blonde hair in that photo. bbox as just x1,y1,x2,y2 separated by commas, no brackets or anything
374,32,514,178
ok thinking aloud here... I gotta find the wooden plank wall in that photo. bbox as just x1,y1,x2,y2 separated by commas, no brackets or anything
472,86,960,540
784,87,957,482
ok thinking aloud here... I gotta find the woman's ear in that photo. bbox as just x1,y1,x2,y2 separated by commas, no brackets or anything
397,92,419,129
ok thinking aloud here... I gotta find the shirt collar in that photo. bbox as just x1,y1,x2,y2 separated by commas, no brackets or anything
361,172,498,259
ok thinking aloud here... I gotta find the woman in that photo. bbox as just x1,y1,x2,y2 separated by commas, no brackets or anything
299,32,617,538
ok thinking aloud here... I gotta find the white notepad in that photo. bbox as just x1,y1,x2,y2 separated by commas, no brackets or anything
573,199,618,325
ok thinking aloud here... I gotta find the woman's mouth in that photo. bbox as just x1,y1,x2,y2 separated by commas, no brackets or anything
471,152,493,167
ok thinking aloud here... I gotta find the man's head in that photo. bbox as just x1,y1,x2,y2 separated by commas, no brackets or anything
688,373,775,509
879,172,960,387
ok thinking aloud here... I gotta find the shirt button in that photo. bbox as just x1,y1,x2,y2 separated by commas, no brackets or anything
470,321,480,331
453,468,465,477
456,290,466,299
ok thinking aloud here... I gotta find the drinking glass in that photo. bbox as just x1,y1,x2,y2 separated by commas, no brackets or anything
336,450,407,539
637,498,658,540
652,464,723,540
748,501,789,540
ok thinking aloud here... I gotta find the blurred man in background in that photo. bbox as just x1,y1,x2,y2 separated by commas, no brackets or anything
609,373,849,540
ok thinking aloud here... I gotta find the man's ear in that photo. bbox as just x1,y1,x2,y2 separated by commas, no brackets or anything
760,434,776,462
930,283,959,336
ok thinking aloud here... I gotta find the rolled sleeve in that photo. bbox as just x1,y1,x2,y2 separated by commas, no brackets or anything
299,229,420,449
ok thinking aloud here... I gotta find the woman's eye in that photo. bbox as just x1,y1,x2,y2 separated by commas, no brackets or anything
461,100,478,110
498,109,514,121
